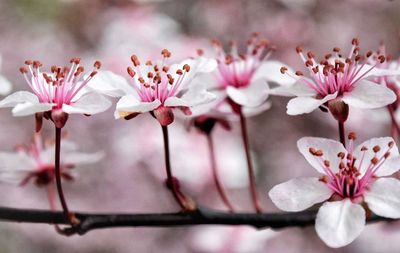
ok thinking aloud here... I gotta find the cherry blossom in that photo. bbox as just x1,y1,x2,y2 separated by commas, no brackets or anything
90,49,217,126
194,34,293,117
0,59,111,129
269,133,400,248
0,133,103,187
270,38,398,116
0,56,12,95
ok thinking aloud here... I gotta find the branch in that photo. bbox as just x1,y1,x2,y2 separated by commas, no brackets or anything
0,206,392,235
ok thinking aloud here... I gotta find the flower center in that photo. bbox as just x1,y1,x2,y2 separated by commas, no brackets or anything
310,133,394,199
281,38,386,97
126,49,191,104
212,33,275,89
19,58,101,109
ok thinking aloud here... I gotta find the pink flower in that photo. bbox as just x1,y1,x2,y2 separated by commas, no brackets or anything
0,133,103,187
89,50,217,126
270,38,398,115
0,59,111,128
269,134,400,248
195,34,292,117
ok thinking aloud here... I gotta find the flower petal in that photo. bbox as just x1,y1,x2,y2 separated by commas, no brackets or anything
115,95,161,119
164,87,216,108
287,92,337,115
0,75,12,95
364,178,400,218
251,61,296,87
226,79,269,107
0,91,39,107
353,137,399,176
63,151,104,165
0,152,36,172
315,199,365,248
269,177,333,211
12,102,53,116
297,137,346,174
342,80,396,109
88,70,135,97
62,92,112,115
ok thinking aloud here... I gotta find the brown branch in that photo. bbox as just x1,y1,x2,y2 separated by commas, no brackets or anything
0,206,392,236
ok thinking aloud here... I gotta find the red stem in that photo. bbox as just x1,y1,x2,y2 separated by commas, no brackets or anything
238,109,262,213
206,133,235,212
54,127,73,223
162,125,196,211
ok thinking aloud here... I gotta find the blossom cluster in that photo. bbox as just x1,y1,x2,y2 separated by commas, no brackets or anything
0,36,400,248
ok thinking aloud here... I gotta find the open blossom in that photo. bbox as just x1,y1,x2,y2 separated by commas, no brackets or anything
270,38,398,116
269,134,400,248
0,133,103,187
89,49,217,126
0,59,111,129
193,34,293,117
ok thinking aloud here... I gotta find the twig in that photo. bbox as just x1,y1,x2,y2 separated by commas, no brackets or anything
0,206,392,236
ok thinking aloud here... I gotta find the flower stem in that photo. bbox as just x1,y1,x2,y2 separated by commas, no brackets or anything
238,109,262,213
338,121,346,147
161,125,196,211
206,133,235,212
54,127,76,225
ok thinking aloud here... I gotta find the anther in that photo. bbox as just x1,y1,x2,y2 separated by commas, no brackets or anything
372,145,381,153
348,132,357,140
127,67,136,77
176,69,183,75
361,146,368,151
371,157,379,165
161,49,171,58
162,66,169,72
352,38,359,46
333,47,340,53
24,60,33,65
378,55,385,63
337,152,345,159
295,46,303,53
145,60,152,66
183,64,190,72
307,51,314,59
138,77,145,84
94,61,102,69
324,160,330,167
384,152,391,159
295,70,303,76
196,49,204,56
19,67,28,74
389,141,394,148
280,67,288,74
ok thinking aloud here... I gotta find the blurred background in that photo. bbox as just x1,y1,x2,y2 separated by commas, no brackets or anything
0,0,400,252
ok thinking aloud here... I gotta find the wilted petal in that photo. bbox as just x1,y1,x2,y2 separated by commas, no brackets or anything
297,137,346,174
342,80,396,109
62,93,112,115
269,177,332,211
364,178,400,218
286,92,337,115
115,95,161,119
315,200,365,248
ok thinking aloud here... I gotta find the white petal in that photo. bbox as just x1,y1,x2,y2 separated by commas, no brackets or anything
12,102,53,116
88,71,135,97
0,75,12,95
353,137,399,176
251,61,296,87
287,92,337,115
364,178,400,218
342,80,396,109
115,95,161,119
226,79,269,107
0,152,36,171
164,88,216,108
315,200,365,248
356,64,400,79
241,101,272,117
297,137,346,174
62,92,112,115
0,91,39,107
269,177,332,211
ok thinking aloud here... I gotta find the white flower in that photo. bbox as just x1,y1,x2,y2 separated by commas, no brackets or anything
193,34,293,117
0,59,111,128
269,38,398,115
89,49,218,126
0,133,103,186
269,134,400,248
